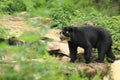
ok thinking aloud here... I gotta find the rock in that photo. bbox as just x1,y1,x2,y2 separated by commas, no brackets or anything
59,56,70,62
6,36,24,45
30,17,43,21
62,62,107,78
14,64,20,73
45,29,60,41
0,36,24,46
111,60,120,80
47,41,84,56
76,63,107,78
17,11,28,17
85,20,94,25
10,16,24,21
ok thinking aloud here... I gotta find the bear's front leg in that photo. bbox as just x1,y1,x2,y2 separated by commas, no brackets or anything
68,41,77,62
84,47,92,64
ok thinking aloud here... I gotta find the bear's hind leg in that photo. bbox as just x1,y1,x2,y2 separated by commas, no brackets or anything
106,48,116,63
96,45,107,63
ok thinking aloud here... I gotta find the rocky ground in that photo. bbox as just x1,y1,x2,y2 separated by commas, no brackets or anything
0,13,120,80
45,26,120,80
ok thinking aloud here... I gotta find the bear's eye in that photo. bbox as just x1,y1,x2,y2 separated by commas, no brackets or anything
66,31,69,34
63,31,70,37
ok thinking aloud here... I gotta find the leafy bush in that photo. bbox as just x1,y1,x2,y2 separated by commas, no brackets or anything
0,0,26,14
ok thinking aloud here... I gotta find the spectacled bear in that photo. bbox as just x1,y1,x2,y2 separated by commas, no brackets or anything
60,26,116,63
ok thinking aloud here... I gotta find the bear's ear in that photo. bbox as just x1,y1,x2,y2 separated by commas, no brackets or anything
68,27,73,32
62,27,73,32
65,27,73,32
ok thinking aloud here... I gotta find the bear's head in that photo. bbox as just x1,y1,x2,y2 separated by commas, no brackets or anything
60,27,73,41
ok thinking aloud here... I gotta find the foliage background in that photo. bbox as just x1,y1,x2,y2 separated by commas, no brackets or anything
0,0,120,80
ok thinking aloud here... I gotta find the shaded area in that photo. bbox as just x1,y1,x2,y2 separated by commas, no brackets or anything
0,36,24,45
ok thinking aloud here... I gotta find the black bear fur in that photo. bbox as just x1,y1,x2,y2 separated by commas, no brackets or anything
60,25,116,63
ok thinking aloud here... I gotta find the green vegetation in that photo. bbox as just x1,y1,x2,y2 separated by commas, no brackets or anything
0,0,120,80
